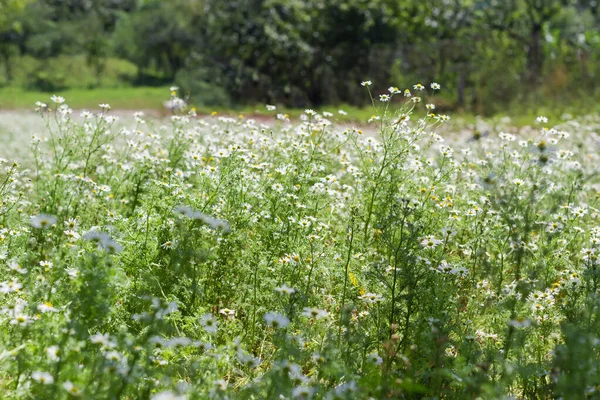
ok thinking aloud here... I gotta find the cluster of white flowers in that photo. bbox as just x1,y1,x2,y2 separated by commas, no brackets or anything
0,83,598,398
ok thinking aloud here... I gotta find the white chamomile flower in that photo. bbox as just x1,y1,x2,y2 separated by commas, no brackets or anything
264,312,290,329
31,371,54,384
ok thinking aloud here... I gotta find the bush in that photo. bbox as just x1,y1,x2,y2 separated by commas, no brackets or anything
5,55,138,91
174,66,232,108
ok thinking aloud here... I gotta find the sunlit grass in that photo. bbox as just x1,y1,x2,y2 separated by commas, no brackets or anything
0,86,169,110
3,85,599,130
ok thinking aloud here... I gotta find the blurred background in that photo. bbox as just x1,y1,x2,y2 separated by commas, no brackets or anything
0,0,599,116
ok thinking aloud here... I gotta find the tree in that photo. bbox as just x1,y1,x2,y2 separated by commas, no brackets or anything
195,0,404,106
0,0,30,82
396,0,478,108
113,0,202,83
476,0,571,85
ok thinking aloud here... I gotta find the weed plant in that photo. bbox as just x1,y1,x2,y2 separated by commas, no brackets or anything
0,84,599,399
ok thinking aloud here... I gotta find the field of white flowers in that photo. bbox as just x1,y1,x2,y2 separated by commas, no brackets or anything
1,84,599,399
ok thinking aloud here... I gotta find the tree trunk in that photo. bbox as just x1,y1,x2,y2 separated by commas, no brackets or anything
457,67,466,109
526,23,543,85
1,47,13,83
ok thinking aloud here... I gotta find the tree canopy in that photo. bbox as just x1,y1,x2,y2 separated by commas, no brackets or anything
1,0,599,112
